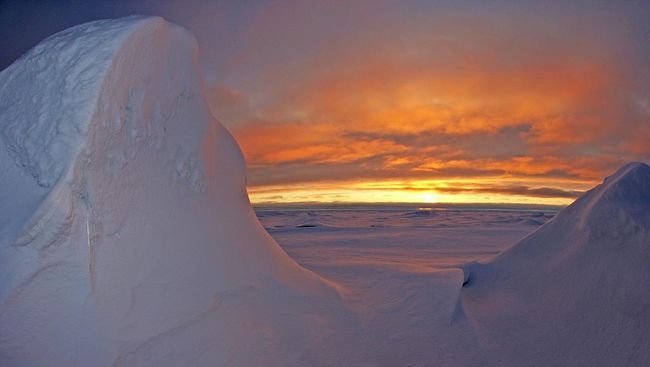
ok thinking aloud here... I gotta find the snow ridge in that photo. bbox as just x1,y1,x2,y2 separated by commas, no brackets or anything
461,162,650,366
0,16,150,188
0,16,354,367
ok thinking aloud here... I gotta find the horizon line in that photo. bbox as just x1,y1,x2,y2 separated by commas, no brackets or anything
251,201,565,211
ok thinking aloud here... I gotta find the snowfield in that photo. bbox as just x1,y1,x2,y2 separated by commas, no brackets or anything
258,207,556,271
0,16,648,367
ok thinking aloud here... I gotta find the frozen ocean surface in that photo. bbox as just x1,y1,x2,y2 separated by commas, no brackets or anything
257,206,557,271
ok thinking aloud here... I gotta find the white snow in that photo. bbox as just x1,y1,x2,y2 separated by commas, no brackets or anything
461,162,650,366
0,16,355,367
1,15,649,367
258,207,556,366
259,208,553,271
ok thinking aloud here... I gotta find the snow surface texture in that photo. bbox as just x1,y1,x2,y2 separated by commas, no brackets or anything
461,162,650,366
258,208,556,366
0,17,357,367
1,15,649,367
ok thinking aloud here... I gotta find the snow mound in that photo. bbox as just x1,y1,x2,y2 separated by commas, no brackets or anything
461,162,650,366
0,16,356,367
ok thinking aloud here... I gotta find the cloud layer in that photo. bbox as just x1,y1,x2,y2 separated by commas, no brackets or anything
220,2,650,203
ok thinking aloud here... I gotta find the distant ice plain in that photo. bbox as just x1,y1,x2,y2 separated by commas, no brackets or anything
257,206,556,272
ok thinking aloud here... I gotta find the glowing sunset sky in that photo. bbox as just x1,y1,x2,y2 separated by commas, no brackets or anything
2,1,649,204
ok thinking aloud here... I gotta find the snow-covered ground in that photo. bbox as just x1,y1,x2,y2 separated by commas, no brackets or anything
258,207,555,271
1,15,648,367
258,208,557,366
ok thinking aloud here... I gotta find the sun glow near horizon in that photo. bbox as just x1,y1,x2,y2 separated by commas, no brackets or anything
246,176,592,206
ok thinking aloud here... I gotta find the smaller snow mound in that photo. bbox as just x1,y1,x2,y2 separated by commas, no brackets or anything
401,210,438,218
296,224,321,228
460,162,650,366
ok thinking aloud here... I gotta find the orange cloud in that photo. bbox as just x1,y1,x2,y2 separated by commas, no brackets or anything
207,2,650,204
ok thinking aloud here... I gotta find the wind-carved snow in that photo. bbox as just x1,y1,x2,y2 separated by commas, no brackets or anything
461,162,650,366
0,15,648,367
0,19,142,188
0,16,358,367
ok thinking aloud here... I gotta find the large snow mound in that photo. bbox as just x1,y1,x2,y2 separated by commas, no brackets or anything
0,16,356,367
461,162,650,366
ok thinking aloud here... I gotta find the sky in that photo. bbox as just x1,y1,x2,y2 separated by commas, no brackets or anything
2,1,649,205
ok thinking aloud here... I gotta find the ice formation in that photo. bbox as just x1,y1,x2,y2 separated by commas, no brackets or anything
461,162,650,366
0,16,355,367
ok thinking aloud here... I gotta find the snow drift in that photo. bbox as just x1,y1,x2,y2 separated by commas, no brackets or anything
0,16,357,367
461,162,650,366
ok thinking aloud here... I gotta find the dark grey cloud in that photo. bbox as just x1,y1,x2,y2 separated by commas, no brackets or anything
246,161,508,187
432,185,583,199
